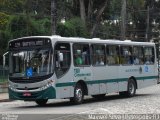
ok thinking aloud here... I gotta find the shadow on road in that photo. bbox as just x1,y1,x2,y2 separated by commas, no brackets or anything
12,93,152,109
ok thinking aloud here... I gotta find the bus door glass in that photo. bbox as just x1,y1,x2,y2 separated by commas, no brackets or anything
55,43,71,78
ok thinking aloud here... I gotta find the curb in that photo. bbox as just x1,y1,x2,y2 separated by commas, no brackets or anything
0,99,12,102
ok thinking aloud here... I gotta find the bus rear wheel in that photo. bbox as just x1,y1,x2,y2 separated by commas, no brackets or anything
119,79,136,97
70,83,84,104
35,99,48,106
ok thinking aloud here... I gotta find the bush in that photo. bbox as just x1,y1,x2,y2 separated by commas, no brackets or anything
0,12,9,30
57,17,88,37
6,15,41,39
69,17,88,37
37,18,51,35
0,30,10,65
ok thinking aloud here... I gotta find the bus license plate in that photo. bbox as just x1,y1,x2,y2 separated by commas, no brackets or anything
23,92,31,97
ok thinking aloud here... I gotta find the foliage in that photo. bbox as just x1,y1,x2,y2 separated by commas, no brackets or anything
0,0,24,13
0,0,160,65
0,12,9,30
36,18,51,35
0,30,10,64
57,22,76,37
6,15,40,39
57,17,88,37
95,22,121,39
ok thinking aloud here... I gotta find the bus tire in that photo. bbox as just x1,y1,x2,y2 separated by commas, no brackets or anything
119,79,136,97
35,99,48,106
92,94,106,99
70,83,84,104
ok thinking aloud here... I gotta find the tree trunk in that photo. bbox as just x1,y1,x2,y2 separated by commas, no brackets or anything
87,0,93,21
51,0,57,35
79,0,86,23
90,0,109,38
146,6,150,42
121,0,126,40
24,0,30,36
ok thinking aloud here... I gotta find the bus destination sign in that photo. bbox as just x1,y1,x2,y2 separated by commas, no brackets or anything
9,38,50,49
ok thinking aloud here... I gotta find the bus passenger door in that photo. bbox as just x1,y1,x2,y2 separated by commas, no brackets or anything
54,42,73,98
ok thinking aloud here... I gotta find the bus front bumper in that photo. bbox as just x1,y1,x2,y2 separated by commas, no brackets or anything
8,86,56,101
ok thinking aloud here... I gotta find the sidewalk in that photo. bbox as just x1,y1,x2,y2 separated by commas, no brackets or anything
0,82,10,102
0,93,10,102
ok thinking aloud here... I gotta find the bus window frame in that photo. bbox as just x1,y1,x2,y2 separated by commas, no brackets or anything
91,44,106,67
120,45,133,66
73,43,91,67
106,44,120,66
143,46,155,65
132,46,144,65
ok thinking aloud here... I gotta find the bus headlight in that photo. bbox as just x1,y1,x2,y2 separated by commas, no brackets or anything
40,80,54,91
9,85,16,91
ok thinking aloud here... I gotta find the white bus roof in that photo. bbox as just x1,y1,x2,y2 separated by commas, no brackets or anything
53,36,155,46
10,35,155,46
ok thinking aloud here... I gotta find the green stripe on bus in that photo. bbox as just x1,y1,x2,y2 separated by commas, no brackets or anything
136,76,158,80
86,78,128,84
56,75,158,87
56,82,76,87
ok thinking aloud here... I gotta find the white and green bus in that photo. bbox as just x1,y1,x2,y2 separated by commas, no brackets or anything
5,36,158,105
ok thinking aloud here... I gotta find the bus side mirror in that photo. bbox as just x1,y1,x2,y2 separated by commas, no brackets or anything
3,52,9,69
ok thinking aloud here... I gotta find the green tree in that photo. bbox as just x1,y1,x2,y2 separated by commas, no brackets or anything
57,17,88,37
0,12,9,30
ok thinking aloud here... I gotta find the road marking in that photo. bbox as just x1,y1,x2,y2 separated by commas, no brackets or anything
99,108,113,114
79,108,99,114
79,107,113,114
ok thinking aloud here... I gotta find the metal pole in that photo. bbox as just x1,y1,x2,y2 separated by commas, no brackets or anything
51,0,57,35
146,6,150,42
121,0,126,40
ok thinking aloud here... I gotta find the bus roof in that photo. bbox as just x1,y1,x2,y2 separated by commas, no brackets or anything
51,36,155,46
9,35,155,46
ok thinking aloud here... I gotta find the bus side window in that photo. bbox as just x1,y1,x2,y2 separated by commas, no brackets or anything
92,44,105,66
133,46,144,65
120,46,133,65
144,47,154,64
73,44,90,66
107,45,119,65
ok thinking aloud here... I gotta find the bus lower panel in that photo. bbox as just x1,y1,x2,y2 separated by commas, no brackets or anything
8,87,56,101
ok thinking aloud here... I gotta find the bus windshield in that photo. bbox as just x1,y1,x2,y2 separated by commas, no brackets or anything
9,48,53,78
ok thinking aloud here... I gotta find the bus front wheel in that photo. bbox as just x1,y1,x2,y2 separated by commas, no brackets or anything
70,83,84,104
35,99,48,106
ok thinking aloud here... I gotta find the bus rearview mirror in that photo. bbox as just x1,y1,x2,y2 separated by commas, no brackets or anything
3,52,9,69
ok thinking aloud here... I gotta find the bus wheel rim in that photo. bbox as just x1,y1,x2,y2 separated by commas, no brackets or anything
76,88,82,101
129,83,134,94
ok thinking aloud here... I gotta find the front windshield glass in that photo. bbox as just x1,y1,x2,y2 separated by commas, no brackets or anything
9,48,53,78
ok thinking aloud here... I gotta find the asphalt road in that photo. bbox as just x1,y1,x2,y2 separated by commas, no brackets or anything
0,84,160,120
